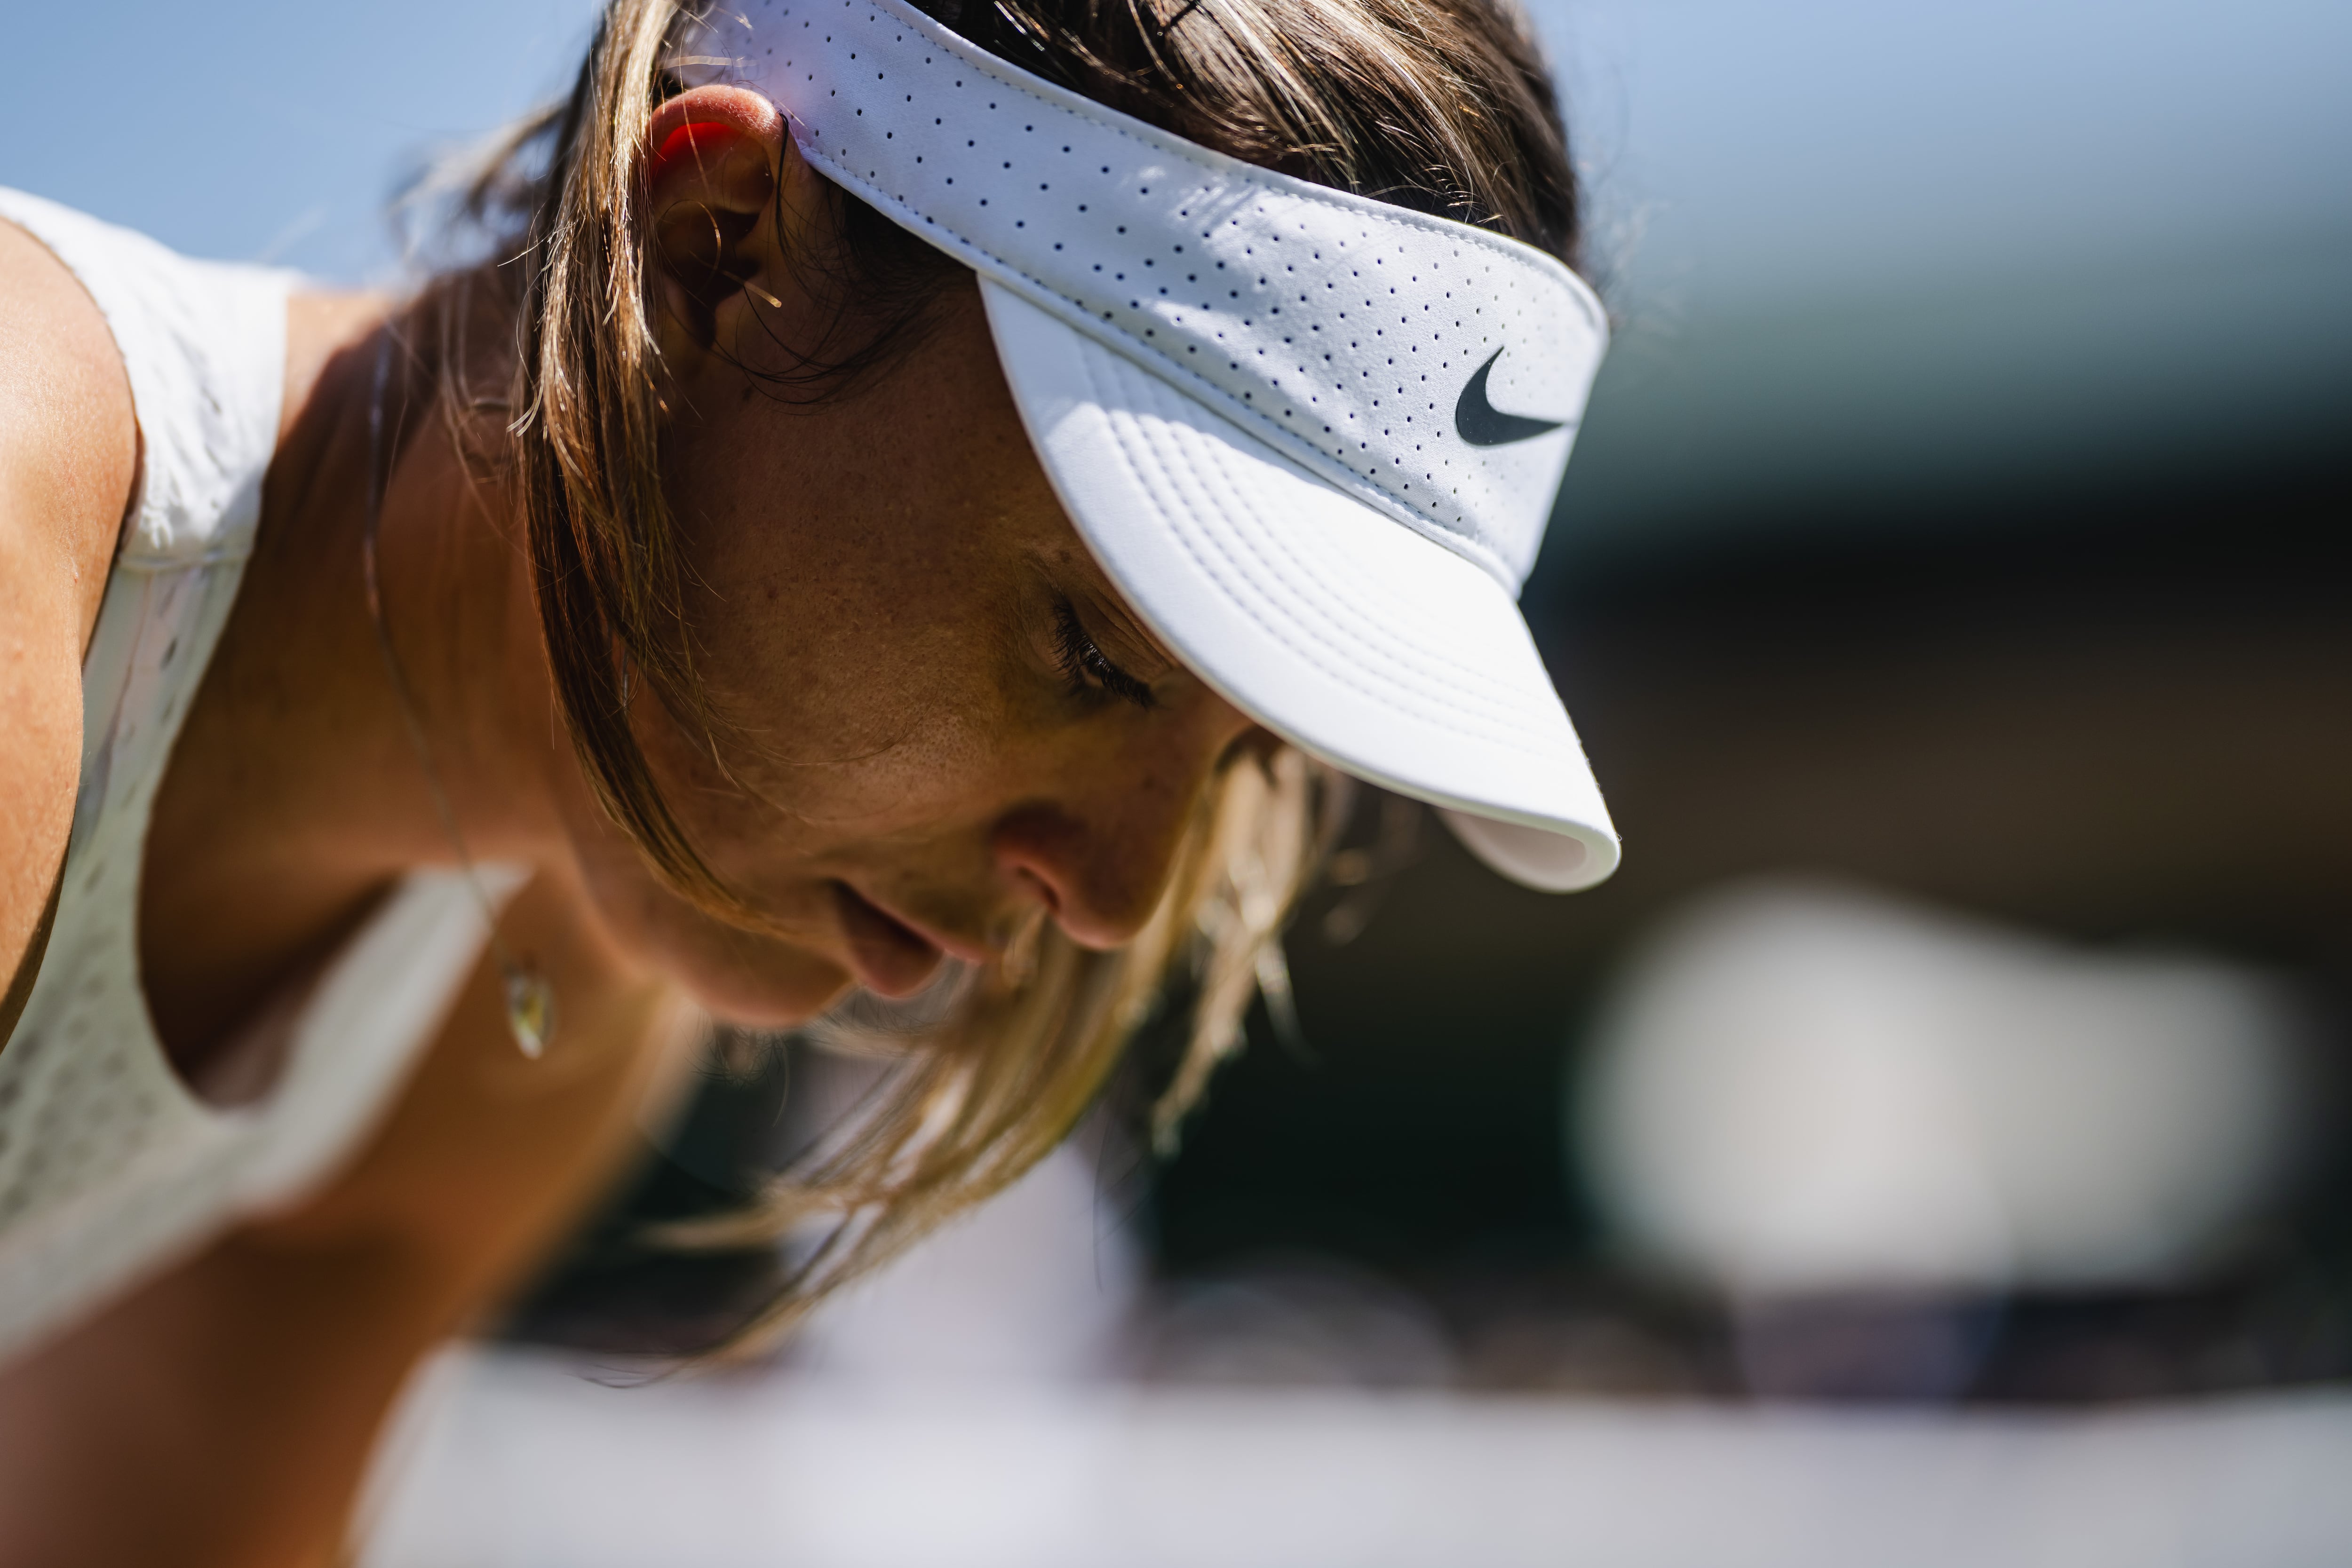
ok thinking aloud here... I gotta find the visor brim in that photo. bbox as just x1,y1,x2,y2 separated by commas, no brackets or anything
982,280,1619,893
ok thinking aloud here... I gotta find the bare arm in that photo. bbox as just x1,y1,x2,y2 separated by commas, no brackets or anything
0,869,699,1568
0,246,699,1563
0,218,137,1042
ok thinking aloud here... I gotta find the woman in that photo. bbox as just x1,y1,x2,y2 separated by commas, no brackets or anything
0,0,1613,1557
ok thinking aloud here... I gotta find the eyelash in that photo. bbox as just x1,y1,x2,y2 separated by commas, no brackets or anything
1053,599,1159,711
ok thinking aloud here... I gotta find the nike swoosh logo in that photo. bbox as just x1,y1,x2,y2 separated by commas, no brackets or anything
1454,347,1569,447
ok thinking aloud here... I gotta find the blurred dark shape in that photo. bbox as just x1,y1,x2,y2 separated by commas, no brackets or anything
1129,1255,1456,1389
1731,1294,2004,1403
1148,483,2352,1405
1434,1266,1715,1395
1455,1311,1697,1396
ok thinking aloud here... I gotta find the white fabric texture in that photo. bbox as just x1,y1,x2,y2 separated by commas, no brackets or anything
0,190,516,1368
686,0,1618,886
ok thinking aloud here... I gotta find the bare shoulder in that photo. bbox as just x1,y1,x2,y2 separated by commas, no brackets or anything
0,216,136,627
0,215,139,1044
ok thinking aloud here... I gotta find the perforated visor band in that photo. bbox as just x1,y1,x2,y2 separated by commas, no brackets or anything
687,0,1619,889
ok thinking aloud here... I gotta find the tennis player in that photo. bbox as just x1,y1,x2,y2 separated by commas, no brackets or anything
0,0,1612,1556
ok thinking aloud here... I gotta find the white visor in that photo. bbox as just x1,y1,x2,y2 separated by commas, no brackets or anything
686,0,1618,890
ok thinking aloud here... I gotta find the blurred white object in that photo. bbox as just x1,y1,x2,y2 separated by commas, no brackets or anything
1579,880,2308,1296
360,1347,2352,1568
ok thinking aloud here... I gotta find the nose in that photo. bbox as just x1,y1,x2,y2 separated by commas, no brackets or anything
990,706,1264,950
990,797,1176,950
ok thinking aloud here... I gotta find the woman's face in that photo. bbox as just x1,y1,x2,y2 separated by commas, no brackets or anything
553,251,1260,1026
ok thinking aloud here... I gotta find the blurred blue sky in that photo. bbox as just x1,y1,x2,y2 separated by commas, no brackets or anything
1,0,600,281
6,0,2347,555
10,0,2344,290
1559,0,2352,308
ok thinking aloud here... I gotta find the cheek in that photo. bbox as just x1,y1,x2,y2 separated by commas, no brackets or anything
679,545,1039,842
661,336,1058,811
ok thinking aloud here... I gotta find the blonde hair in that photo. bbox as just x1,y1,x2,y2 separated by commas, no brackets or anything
443,0,1578,1351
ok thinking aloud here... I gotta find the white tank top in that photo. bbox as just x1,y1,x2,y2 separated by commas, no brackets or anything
0,190,518,1367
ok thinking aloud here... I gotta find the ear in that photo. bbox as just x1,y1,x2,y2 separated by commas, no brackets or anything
642,85,834,372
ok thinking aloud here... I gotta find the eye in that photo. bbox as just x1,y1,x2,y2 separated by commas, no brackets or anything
1053,598,1159,711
